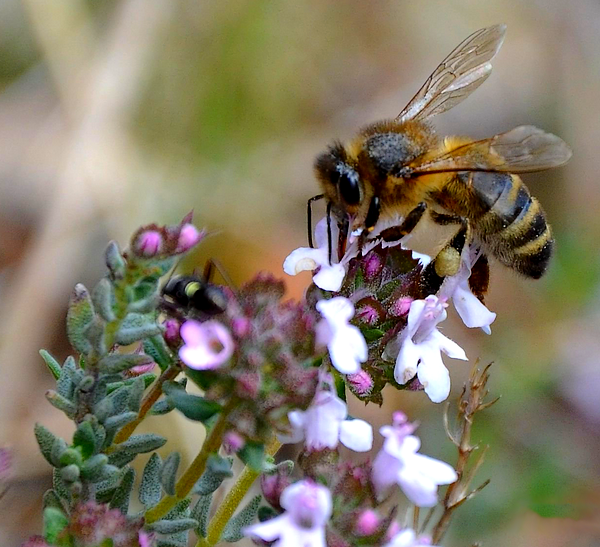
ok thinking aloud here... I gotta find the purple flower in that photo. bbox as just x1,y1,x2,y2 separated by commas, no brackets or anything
372,413,457,507
179,320,234,370
279,372,373,452
384,295,467,403
316,297,367,374
244,480,332,547
439,245,496,334
134,230,163,257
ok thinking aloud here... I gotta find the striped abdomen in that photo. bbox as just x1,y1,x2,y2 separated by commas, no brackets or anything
469,172,553,279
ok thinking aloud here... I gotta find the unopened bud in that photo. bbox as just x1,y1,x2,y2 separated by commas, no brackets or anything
347,370,374,397
176,224,204,253
222,431,245,454
163,319,181,348
261,466,292,510
134,230,163,257
355,509,381,536
391,296,413,317
363,252,383,280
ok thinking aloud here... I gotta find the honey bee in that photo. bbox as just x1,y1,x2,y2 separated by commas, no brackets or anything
312,24,571,280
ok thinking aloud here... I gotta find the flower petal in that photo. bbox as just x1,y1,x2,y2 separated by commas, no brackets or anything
416,349,451,403
339,419,373,452
411,453,458,484
430,330,468,361
283,247,325,276
394,339,420,384
452,282,496,333
397,466,439,507
313,264,347,291
328,327,367,374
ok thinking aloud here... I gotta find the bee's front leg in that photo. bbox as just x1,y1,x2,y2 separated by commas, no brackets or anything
378,202,428,242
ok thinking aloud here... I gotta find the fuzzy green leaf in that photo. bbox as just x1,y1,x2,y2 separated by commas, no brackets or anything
192,456,233,495
139,453,162,508
50,437,68,467
45,390,76,418
66,283,95,355
257,505,278,521
95,466,124,501
105,240,126,280
362,328,385,342
150,398,174,415
149,518,199,534
108,450,138,468
143,335,173,371
42,489,64,511
115,313,162,346
35,424,59,466
221,495,262,542
73,421,96,459
60,464,80,483
127,377,145,412
113,433,166,455
238,441,265,472
59,448,83,468
163,383,221,423
52,468,71,502
191,495,212,538
104,411,138,432
92,278,116,322
98,353,154,374
39,350,62,380
109,467,135,513
160,452,180,496
43,507,69,543
80,454,109,481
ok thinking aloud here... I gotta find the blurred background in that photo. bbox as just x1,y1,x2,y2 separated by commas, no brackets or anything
0,0,599,545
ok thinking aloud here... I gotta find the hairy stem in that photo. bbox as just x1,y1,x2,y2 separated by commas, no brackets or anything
201,437,282,547
111,364,179,446
145,398,237,524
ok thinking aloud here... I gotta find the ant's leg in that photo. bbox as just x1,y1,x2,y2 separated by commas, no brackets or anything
378,202,428,243
307,194,325,248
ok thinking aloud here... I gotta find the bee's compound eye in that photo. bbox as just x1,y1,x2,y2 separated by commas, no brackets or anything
338,169,360,206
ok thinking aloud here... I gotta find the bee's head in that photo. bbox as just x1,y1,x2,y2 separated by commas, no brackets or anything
314,142,381,232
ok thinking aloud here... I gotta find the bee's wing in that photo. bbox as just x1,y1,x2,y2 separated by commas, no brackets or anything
409,126,572,174
397,25,506,123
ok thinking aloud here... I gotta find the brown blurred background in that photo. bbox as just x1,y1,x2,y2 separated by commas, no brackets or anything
1,0,599,545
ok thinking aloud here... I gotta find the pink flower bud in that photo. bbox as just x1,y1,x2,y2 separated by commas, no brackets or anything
164,319,181,348
223,431,245,454
363,252,383,280
355,509,381,536
176,224,204,253
391,296,413,317
135,230,163,257
128,360,156,376
347,370,374,396
355,302,380,325
232,316,251,338
261,467,292,510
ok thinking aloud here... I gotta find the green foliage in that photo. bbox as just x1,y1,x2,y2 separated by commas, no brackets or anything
43,507,69,544
143,334,174,371
238,441,265,472
39,350,62,380
162,381,222,423
193,455,234,495
109,467,135,513
160,452,181,496
35,424,60,466
66,283,95,356
221,495,262,543
140,453,163,509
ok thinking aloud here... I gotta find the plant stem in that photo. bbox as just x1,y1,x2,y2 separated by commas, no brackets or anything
199,437,281,547
144,398,237,524
112,364,179,446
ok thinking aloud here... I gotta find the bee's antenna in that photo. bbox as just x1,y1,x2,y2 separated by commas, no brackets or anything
307,194,324,248
203,258,237,291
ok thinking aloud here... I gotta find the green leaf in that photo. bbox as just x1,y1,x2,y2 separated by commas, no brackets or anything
163,383,221,423
92,278,116,322
60,464,80,483
105,240,126,280
66,283,95,355
221,495,262,542
115,313,162,345
35,424,59,466
50,437,68,467
73,421,97,459
149,518,199,534
150,398,174,415
113,433,167,455
109,467,135,513
80,454,109,481
104,412,138,432
143,335,173,371
42,489,64,511
362,328,385,342
238,441,265,472
95,466,124,501
98,353,155,374
43,507,69,543
39,350,62,380
45,390,76,418
190,495,212,538
257,505,278,521
192,456,233,495
108,451,138,468
140,453,162,508
52,468,71,502
58,448,83,468
127,377,145,412
160,451,181,496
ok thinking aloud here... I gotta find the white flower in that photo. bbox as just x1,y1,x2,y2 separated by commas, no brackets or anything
316,297,368,374
439,244,496,334
283,217,358,291
244,480,332,547
372,413,457,507
384,528,439,547
279,372,373,452
385,295,467,403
